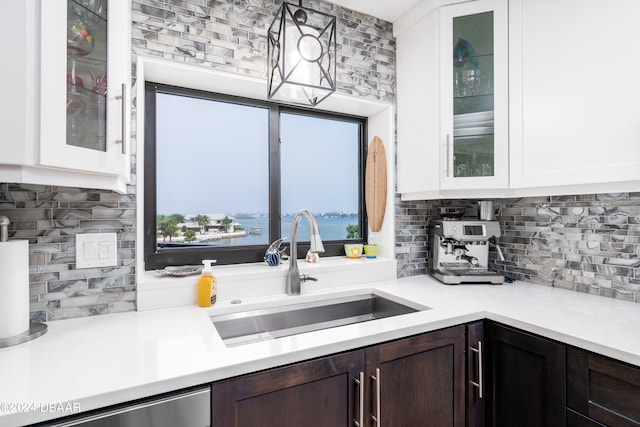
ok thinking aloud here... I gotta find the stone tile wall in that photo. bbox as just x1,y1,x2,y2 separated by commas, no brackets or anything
0,184,137,321
131,0,397,102
395,193,640,304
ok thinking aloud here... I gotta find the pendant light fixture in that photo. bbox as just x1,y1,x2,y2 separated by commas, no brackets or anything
267,1,337,106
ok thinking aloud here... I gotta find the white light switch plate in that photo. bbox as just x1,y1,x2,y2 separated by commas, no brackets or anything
75,233,118,269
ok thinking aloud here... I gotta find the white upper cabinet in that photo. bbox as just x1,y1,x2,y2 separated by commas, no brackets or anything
396,5,441,199
0,0,130,193
397,0,640,200
440,0,509,191
396,0,509,200
509,0,640,190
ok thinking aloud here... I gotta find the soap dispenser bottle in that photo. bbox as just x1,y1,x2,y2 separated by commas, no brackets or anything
197,259,217,307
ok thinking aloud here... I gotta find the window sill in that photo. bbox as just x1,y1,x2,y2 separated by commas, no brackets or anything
137,256,398,311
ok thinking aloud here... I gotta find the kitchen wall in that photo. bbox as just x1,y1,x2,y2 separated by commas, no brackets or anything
131,0,396,101
396,193,640,303
0,0,397,321
4,1,638,322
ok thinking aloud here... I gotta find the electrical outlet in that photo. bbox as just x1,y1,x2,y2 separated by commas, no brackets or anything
75,233,117,269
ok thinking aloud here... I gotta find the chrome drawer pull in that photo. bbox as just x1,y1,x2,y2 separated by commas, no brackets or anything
371,368,381,427
354,372,364,426
470,341,484,398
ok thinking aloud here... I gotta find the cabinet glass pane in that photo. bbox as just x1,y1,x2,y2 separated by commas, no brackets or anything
67,0,108,151
452,11,494,177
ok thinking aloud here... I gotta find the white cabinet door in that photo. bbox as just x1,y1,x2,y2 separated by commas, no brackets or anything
396,8,441,199
39,0,130,185
1,2,37,167
510,0,640,189
440,0,509,191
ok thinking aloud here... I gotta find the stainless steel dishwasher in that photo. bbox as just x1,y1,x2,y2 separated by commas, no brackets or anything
47,385,210,426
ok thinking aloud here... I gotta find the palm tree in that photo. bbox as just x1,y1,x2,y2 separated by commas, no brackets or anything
221,215,233,232
158,219,178,242
184,229,196,242
167,213,185,224
195,214,210,235
346,224,359,239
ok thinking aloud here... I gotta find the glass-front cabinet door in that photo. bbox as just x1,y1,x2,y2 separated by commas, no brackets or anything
66,0,108,152
440,0,508,190
39,0,130,189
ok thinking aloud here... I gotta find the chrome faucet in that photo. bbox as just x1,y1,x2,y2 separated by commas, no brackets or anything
286,209,325,295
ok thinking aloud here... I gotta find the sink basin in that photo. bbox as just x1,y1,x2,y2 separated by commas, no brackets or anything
210,293,427,347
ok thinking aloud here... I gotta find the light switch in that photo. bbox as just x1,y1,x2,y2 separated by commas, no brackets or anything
76,233,117,269
98,241,110,259
83,242,95,260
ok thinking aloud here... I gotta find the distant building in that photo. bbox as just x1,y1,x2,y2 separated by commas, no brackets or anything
181,213,239,233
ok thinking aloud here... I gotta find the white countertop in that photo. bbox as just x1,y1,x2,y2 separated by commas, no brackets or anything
1,274,640,426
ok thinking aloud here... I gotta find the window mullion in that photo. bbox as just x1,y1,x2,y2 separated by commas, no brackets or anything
268,104,281,246
360,122,368,245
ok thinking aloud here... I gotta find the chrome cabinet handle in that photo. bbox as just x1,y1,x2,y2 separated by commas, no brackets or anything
354,372,364,426
445,134,451,177
469,341,484,399
115,83,126,155
371,368,381,427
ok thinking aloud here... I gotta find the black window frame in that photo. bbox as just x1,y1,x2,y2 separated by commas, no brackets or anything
144,82,368,270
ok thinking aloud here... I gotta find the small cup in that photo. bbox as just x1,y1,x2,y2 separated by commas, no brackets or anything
344,244,363,258
363,244,378,258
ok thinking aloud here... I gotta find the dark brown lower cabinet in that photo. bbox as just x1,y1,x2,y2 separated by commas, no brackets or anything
466,321,485,427
567,346,640,426
213,321,640,427
212,325,466,427
212,350,363,427
485,322,566,427
365,324,466,427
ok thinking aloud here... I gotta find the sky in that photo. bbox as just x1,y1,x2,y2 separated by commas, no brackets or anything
155,92,360,216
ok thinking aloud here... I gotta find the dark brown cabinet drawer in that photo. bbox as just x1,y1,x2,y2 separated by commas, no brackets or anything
567,347,640,427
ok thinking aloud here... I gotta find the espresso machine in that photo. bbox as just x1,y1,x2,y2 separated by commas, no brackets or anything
429,219,504,285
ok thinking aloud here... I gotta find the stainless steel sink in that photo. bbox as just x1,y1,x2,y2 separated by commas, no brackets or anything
210,293,427,347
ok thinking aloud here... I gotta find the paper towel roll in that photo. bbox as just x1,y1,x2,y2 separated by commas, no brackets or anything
0,240,29,339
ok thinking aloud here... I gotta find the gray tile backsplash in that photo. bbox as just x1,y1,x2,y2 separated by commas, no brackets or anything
131,0,397,102
395,194,640,304
0,184,136,321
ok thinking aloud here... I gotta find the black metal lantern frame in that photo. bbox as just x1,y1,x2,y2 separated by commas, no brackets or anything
267,1,337,106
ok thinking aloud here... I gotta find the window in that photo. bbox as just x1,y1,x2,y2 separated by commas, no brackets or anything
144,83,367,270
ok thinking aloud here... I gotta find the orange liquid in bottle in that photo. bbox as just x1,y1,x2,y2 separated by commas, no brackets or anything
198,274,216,307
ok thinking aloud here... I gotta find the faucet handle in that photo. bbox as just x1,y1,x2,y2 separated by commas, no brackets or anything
300,274,318,283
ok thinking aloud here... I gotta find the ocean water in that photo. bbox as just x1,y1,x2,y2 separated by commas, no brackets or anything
210,215,360,246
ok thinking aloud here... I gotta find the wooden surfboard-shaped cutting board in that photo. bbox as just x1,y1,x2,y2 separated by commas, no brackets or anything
365,136,387,233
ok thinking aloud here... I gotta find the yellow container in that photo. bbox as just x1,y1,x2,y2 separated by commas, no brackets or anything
363,244,378,258
197,260,217,307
